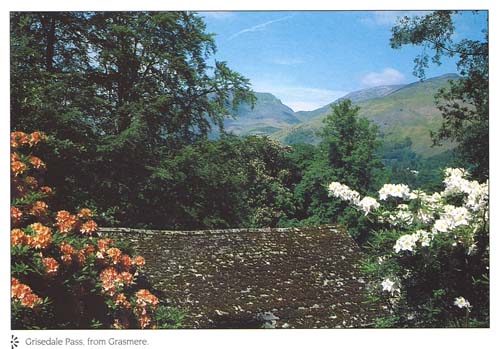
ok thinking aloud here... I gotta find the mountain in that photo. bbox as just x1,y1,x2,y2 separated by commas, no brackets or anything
271,73,460,157
223,92,301,136
295,84,404,122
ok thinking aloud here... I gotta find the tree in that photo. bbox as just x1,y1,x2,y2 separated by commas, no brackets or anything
292,100,381,239
390,11,488,180
11,12,255,223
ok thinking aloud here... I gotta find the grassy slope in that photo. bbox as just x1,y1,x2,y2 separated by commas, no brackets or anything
272,74,459,158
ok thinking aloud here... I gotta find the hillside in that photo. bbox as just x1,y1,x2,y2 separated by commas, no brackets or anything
272,74,459,157
223,92,301,136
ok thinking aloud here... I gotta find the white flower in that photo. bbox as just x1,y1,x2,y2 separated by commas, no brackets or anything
358,196,380,215
394,234,418,253
454,296,471,309
433,219,450,233
328,182,360,204
413,230,432,247
379,184,411,201
381,278,399,295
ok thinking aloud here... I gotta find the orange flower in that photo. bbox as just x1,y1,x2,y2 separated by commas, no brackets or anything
106,247,122,264
29,131,45,146
84,244,96,256
80,220,98,235
99,267,120,296
115,293,131,309
11,161,27,176
59,242,75,255
137,315,152,329
120,271,134,285
11,207,23,225
75,250,86,265
78,208,93,219
42,257,59,276
29,201,49,217
11,281,42,308
55,210,78,233
61,254,72,265
29,156,46,169
25,176,38,189
135,289,159,307
132,256,146,268
11,131,29,148
120,254,132,270
11,228,26,246
12,277,20,287
40,186,53,195
29,223,52,249
11,152,20,162
21,292,42,308
98,238,114,252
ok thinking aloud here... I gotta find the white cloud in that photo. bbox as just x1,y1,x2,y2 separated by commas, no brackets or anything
361,11,432,26
229,15,293,40
252,81,347,112
361,68,406,87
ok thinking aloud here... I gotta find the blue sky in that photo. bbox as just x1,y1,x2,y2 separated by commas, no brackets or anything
199,11,488,111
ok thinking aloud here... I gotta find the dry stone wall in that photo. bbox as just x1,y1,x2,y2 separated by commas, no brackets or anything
100,225,383,328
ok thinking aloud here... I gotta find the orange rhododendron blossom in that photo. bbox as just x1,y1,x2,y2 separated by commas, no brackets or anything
11,280,42,308
29,201,49,217
29,223,52,249
84,244,96,256
11,152,20,162
11,229,26,246
11,161,27,176
21,292,43,308
11,131,29,148
55,210,78,233
106,247,122,264
98,238,114,252
120,254,132,270
59,242,75,255
99,267,121,296
132,256,146,267
80,220,98,235
120,272,134,285
40,186,53,195
135,289,159,307
75,250,86,265
29,156,46,169
11,207,23,225
42,257,59,276
115,293,131,309
29,131,45,146
25,176,38,189
78,208,93,219
137,315,152,329
61,254,72,265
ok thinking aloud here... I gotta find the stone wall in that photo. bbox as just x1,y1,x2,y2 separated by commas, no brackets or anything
100,226,383,328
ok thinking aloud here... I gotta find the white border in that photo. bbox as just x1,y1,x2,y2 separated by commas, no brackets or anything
1,1,498,349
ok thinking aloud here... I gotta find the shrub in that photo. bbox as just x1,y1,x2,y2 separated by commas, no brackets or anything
328,168,489,327
11,131,182,329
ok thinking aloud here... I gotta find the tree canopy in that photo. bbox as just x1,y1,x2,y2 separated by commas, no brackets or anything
390,11,488,180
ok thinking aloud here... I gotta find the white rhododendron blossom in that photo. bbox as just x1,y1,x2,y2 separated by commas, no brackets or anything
358,196,380,215
454,297,471,309
379,184,411,200
394,234,418,253
413,230,432,247
381,278,399,295
328,182,360,204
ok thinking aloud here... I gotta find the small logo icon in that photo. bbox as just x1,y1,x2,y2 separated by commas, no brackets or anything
11,335,19,349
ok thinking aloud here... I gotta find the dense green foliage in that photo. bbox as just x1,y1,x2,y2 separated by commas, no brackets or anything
391,11,488,180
